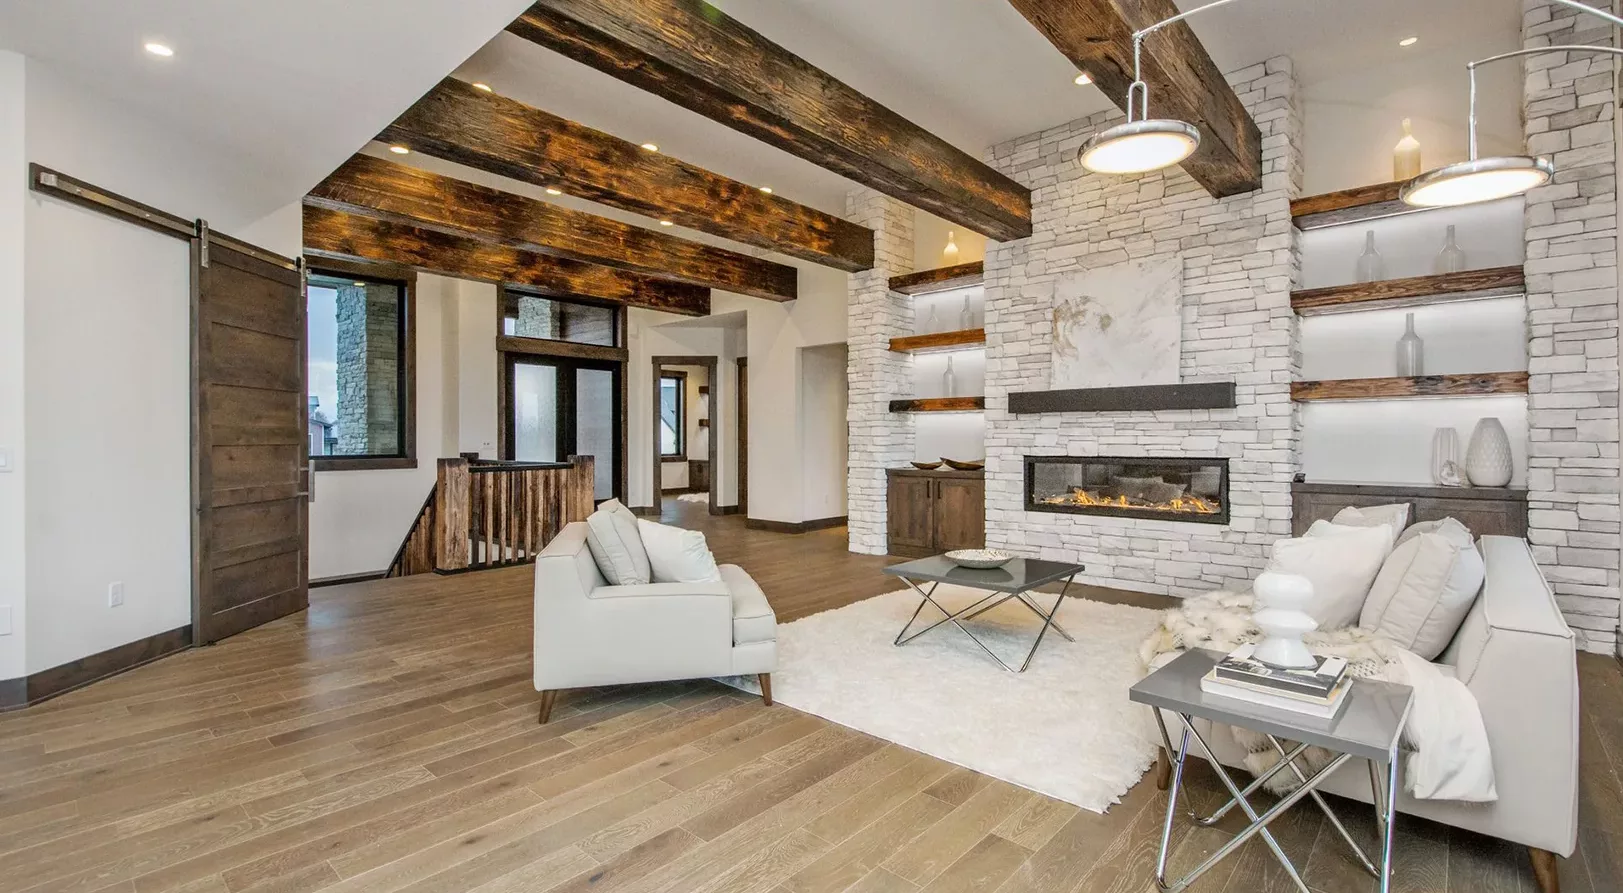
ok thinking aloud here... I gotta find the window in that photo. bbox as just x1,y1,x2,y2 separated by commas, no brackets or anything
307,269,414,468
659,372,686,459
502,290,620,346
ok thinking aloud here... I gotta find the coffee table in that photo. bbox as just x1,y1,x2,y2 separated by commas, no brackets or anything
882,555,1084,672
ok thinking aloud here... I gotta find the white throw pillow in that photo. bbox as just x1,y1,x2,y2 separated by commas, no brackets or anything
1362,522,1485,660
585,498,652,585
637,519,723,583
1396,517,1474,548
1267,523,1393,629
1333,503,1411,544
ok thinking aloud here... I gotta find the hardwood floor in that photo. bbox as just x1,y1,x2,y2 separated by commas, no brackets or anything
0,508,1618,893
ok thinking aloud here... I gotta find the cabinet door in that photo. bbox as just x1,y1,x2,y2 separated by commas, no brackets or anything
887,475,935,556
934,477,986,553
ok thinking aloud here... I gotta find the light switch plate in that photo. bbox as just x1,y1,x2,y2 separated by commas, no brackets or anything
0,447,12,473
108,582,125,608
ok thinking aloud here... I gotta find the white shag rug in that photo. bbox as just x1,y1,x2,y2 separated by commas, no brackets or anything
725,585,1164,813
675,492,709,504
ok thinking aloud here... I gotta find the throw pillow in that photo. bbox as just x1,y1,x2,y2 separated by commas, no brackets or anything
585,498,652,585
1332,503,1411,545
1267,523,1393,629
637,519,723,583
1396,517,1474,548
1362,523,1485,659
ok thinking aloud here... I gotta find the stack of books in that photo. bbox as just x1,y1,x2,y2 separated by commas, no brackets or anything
1199,644,1352,719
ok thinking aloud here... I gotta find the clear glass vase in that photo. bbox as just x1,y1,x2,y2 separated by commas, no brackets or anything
958,295,975,330
1396,312,1425,377
1356,230,1385,283
1434,224,1467,274
942,356,957,397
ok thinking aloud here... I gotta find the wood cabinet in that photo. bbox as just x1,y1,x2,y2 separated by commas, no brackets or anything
887,468,985,558
1291,481,1527,538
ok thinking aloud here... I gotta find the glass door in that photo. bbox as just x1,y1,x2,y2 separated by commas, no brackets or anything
506,355,622,502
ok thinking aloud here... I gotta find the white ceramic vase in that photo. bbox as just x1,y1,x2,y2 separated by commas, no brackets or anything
1465,417,1513,487
1251,571,1319,669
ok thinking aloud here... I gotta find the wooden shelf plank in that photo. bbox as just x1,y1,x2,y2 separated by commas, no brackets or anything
888,328,986,353
888,261,984,295
888,396,986,413
1291,266,1526,314
1290,181,1409,229
1291,371,1529,402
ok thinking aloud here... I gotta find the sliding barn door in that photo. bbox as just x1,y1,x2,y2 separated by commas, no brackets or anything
192,239,309,644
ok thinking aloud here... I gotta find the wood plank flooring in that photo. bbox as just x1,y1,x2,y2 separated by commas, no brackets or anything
0,505,1619,893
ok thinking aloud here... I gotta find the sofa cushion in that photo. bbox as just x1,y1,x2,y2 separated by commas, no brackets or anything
1397,517,1474,548
1333,503,1411,545
1361,521,1485,660
1267,522,1392,629
720,564,776,645
585,499,651,585
637,519,723,583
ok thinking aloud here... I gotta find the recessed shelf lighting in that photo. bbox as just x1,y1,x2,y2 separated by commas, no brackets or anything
641,143,659,153
1399,36,1418,47
1074,72,1093,85
471,82,493,92
759,186,773,194
143,42,174,57
658,219,674,226
389,145,410,155
545,187,563,196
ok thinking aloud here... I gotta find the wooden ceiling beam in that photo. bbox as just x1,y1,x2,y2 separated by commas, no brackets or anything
302,205,711,316
306,154,796,301
1006,0,1262,196
380,78,875,272
506,0,1033,242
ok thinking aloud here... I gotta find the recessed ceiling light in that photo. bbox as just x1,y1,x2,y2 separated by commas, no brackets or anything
471,82,493,92
1399,36,1418,47
545,187,563,196
759,186,773,194
389,145,410,155
641,143,659,153
1074,72,1093,85
658,219,674,226
353,281,366,287
144,42,174,57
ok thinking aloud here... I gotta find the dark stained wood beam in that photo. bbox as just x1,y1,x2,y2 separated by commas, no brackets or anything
1006,0,1262,197
887,261,984,295
380,78,874,272
302,205,710,316
507,0,1032,242
1291,372,1530,402
306,154,796,301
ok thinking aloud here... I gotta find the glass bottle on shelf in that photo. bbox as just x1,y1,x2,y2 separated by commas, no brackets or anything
959,295,975,330
1393,118,1421,180
942,230,959,264
925,304,941,334
942,356,957,397
1396,312,1425,377
1356,230,1385,283
1434,224,1467,274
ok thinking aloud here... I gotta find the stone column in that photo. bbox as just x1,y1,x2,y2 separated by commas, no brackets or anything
336,284,401,454
845,189,916,554
1522,0,1621,653
514,295,557,339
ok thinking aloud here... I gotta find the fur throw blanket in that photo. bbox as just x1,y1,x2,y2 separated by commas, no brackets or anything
1140,590,1497,802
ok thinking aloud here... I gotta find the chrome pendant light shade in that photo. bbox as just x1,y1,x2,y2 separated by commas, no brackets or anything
1078,119,1201,175
1400,155,1553,208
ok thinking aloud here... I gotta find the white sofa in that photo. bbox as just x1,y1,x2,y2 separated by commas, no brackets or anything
1157,536,1578,893
531,521,778,722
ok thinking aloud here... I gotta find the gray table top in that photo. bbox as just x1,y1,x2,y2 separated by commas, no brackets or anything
1130,649,1414,763
882,555,1084,592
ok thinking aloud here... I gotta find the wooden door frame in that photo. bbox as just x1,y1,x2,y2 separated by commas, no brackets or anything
736,357,748,515
650,355,718,515
500,351,626,504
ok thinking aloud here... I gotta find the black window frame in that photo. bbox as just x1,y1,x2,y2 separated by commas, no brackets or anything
500,287,623,348
659,371,687,461
305,263,417,471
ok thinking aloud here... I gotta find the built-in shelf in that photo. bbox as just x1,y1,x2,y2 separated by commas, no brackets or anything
1291,371,1529,402
1291,181,1411,229
888,396,986,413
888,261,984,295
888,328,986,353
1292,266,1526,315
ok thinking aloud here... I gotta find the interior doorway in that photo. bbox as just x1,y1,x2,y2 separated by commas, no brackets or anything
737,357,748,515
503,354,623,503
651,355,718,515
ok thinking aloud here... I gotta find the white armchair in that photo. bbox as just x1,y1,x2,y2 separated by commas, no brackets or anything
532,521,778,722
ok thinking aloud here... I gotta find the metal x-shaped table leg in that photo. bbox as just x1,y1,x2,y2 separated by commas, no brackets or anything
893,574,1076,672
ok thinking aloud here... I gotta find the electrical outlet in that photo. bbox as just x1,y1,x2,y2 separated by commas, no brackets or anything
108,582,125,608
0,446,12,473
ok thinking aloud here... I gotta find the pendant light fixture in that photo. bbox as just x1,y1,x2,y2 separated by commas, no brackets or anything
1078,0,1246,176
1401,0,1622,207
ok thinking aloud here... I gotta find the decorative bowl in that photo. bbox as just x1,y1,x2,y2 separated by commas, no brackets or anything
942,457,985,471
945,549,1014,569
910,460,943,470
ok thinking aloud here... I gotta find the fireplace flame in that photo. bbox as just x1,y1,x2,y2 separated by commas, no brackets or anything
1040,488,1219,515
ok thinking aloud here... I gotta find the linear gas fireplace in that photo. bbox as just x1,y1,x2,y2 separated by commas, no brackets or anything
1024,456,1230,525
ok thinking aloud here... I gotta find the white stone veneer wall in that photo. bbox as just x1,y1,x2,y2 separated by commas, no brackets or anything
1523,0,1622,653
979,57,1303,595
846,190,916,554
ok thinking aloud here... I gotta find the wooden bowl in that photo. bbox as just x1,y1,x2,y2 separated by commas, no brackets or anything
942,458,985,471
910,460,943,470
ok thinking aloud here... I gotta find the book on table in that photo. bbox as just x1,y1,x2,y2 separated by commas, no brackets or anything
1214,644,1347,699
1200,670,1353,720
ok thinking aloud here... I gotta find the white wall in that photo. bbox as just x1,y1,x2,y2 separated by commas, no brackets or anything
13,58,300,675
0,52,27,679
455,280,501,458
799,343,849,521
